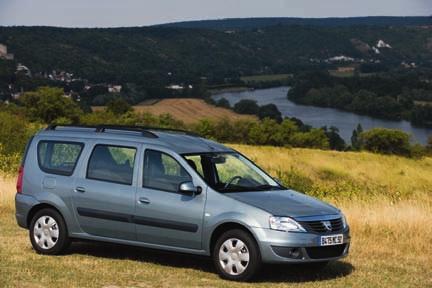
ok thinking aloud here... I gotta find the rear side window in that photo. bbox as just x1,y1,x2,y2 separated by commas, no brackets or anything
38,141,84,176
87,145,136,185
143,150,191,192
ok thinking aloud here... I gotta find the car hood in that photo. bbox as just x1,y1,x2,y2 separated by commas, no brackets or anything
225,189,339,219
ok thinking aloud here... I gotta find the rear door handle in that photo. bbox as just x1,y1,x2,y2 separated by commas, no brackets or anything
74,187,86,193
138,197,150,204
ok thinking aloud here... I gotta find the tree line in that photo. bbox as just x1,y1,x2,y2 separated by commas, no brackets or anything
288,71,432,127
1,86,430,174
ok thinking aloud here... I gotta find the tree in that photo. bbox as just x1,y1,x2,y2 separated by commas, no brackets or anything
359,128,411,156
323,126,346,151
233,99,259,115
105,98,132,115
351,123,364,150
19,87,82,123
216,97,231,109
427,136,432,155
258,104,283,123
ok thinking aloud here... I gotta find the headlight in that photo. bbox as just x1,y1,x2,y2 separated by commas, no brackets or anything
269,216,306,232
341,214,348,229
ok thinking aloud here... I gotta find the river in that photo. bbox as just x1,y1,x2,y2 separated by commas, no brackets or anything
212,86,432,145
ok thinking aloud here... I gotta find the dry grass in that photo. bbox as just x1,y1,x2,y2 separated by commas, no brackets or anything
1,146,432,287
0,176,15,210
233,145,432,202
93,98,256,124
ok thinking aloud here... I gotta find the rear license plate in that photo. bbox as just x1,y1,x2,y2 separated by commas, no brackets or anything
320,234,343,246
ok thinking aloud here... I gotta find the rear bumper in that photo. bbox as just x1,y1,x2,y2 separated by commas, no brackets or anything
252,226,350,263
15,193,39,229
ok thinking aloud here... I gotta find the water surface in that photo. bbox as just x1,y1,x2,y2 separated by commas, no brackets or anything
212,86,431,144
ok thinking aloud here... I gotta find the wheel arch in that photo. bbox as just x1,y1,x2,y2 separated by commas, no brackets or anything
27,203,64,228
209,221,259,255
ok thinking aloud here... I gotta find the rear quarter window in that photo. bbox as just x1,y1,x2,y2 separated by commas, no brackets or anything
37,141,84,176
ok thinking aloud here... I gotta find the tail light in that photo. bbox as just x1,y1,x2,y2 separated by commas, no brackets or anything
16,165,24,194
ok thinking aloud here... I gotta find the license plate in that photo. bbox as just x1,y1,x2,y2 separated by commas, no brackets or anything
320,234,343,246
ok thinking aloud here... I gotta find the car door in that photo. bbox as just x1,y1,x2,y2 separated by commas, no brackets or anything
135,147,206,250
72,140,140,241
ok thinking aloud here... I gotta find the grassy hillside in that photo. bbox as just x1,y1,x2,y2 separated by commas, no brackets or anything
0,146,431,287
93,98,256,124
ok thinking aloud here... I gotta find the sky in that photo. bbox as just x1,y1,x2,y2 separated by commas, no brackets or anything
0,0,431,27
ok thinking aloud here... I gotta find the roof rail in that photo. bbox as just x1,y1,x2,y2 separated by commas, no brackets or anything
46,124,159,138
45,124,199,138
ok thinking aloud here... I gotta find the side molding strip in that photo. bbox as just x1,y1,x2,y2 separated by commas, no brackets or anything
76,207,198,233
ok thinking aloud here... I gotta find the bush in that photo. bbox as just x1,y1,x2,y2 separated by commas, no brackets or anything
257,104,282,123
215,97,231,109
427,136,432,155
105,98,132,115
0,111,40,155
19,87,82,123
233,99,259,115
360,128,411,156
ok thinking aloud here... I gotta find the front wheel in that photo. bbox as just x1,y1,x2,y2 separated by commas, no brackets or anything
213,229,261,281
29,208,70,255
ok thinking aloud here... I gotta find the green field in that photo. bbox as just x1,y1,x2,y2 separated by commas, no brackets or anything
1,145,431,287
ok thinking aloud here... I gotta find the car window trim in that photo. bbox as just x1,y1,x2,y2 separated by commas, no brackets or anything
37,140,84,176
86,143,137,186
142,148,192,193
182,151,285,192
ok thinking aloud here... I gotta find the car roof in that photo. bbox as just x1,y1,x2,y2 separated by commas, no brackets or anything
35,126,233,154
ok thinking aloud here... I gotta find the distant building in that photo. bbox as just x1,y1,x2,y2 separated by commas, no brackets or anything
16,63,31,77
0,44,14,60
376,40,392,49
337,67,355,73
327,55,355,62
166,84,184,90
166,84,193,90
108,85,122,93
372,47,380,54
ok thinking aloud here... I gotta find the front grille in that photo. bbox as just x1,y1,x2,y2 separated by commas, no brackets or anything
306,244,346,259
299,218,344,233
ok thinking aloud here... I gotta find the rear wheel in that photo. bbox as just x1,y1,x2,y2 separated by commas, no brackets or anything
29,208,70,255
213,229,261,281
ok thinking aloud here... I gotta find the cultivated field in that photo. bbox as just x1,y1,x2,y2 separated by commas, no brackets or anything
1,146,431,287
240,74,293,83
93,98,256,124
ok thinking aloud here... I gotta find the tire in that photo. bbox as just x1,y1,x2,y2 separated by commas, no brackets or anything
213,229,261,281
29,208,70,255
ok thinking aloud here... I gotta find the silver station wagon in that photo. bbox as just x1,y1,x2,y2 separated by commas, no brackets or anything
15,125,350,281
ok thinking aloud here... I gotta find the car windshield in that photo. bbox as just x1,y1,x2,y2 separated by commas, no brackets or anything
183,152,282,192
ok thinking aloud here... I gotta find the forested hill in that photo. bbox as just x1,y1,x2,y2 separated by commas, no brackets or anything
158,16,432,30
0,22,432,86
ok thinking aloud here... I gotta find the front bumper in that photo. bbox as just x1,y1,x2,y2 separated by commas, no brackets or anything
252,226,350,263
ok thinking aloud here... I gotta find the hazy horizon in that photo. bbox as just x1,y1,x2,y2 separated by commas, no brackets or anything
0,0,431,28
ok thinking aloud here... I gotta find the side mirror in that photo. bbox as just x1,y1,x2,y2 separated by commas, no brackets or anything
179,181,202,195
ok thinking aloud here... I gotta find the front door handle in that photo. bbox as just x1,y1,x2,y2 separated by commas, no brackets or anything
74,187,86,193
138,197,150,204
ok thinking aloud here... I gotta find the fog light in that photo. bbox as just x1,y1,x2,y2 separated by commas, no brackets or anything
289,248,301,259
271,246,303,259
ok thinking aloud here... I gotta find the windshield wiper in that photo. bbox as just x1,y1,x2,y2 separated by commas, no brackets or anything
255,184,282,191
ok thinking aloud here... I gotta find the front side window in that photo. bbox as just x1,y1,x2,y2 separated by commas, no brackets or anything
184,153,281,192
38,141,83,176
87,145,136,185
143,150,191,192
